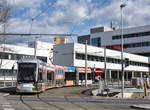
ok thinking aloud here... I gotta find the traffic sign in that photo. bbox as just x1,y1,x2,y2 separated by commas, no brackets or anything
95,68,103,76
95,76,101,80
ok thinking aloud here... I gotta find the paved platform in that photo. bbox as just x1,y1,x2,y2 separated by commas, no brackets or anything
0,93,15,110
131,104,150,109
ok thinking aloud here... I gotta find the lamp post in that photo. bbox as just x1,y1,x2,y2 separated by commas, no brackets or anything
85,40,87,87
120,3,126,98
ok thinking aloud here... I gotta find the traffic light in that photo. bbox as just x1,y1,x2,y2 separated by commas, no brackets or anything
125,58,129,67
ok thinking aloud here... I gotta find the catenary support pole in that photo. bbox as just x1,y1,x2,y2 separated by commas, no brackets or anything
120,3,126,98
85,40,87,87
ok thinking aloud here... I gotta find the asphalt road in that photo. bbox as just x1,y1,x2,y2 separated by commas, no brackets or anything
0,86,148,110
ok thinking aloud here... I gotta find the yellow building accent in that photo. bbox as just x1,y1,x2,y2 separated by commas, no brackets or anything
54,37,68,44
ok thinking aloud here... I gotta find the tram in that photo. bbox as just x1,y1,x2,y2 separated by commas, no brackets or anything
16,59,65,93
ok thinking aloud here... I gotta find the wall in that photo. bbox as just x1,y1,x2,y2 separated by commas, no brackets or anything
53,43,74,66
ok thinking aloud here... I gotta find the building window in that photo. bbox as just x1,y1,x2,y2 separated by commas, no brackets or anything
124,42,150,48
0,52,45,62
0,69,15,76
11,54,17,60
37,56,47,62
91,37,101,47
75,53,148,67
75,53,85,60
110,42,150,49
112,31,150,40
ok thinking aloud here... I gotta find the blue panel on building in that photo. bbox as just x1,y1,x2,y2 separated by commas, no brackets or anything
65,67,76,72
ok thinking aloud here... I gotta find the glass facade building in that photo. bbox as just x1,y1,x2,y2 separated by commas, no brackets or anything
91,37,101,47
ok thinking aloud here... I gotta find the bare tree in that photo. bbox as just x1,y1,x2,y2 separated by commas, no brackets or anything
0,0,11,68
0,0,11,23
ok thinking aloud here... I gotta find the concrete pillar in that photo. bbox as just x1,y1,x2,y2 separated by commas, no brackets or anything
12,76,13,86
132,71,134,78
117,71,120,87
126,72,128,81
109,70,112,86
109,70,112,79
76,70,79,85
140,72,143,78
104,69,107,87
126,72,129,86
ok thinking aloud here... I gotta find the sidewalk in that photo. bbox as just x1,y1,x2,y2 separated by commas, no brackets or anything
131,104,150,110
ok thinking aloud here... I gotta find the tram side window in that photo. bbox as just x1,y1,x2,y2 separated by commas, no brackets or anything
38,71,43,82
47,72,52,80
79,74,85,80
88,74,92,80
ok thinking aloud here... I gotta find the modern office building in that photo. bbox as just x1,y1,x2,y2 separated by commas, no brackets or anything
78,25,150,57
53,43,149,85
78,35,90,45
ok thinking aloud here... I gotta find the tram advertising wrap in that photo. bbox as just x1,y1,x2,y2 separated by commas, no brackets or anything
55,66,64,80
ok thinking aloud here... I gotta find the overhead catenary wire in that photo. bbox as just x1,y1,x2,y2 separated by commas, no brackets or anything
68,0,108,43
0,33,77,36
29,0,56,34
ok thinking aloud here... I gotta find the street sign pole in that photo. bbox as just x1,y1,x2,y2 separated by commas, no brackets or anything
104,46,107,87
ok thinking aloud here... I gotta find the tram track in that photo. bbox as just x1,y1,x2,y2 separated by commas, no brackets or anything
4,86,150,110
19,94,68,110
36,94,66,110
78,89,112,110
62,87,109,110
80,88,121,110
20,95,36,110
64,94,88,110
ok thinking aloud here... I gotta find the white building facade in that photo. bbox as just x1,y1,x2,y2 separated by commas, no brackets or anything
0,41,53,84
53,43,149,84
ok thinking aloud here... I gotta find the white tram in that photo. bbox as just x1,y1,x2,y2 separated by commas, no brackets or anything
16,59,65,93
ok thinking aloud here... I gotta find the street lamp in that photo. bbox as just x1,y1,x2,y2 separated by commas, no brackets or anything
85,40,87,87
120,3,126,98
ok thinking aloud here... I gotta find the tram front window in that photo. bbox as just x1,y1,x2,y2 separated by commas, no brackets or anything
18,63,37,83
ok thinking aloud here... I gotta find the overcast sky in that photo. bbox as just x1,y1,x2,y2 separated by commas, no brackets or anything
1,0,150,45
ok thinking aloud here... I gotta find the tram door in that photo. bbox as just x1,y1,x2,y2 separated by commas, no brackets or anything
47,71,54,86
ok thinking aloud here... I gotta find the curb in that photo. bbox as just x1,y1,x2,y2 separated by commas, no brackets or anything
0,93,9,97
130,105,150,110
3,93,9,97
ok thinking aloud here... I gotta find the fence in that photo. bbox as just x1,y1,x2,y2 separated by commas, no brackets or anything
0,76,16,87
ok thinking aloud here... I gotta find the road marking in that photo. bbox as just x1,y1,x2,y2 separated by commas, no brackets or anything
2,105,12,107
2,103,10,105
3,108,15,110
0,93,15,110
1,102,15,110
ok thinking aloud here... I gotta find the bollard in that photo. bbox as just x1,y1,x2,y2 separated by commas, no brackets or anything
144,81,148,96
